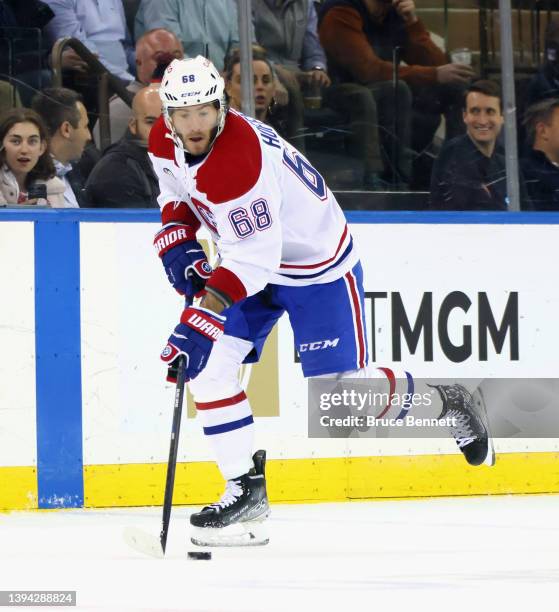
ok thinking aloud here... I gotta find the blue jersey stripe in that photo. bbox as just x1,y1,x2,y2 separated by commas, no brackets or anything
280,237,354,280
203,415,254,436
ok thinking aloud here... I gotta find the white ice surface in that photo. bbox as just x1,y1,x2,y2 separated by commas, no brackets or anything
1,495,559,612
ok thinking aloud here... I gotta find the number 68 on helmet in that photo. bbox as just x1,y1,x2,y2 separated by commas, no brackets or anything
159,55,228,154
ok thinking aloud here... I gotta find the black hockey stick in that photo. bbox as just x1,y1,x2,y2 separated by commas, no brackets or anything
160,354,187,554
124,355,187,558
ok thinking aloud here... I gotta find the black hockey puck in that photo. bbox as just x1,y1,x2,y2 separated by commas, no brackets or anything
187,551,212,560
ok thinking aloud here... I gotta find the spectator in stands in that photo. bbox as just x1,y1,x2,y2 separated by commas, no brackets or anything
32,87,91,207
224,46,291,139
85,85,160,208
253,0,331,83
429,80,509,211
252,0,331,149
94,28,183,148
136,29,183,86
521,98,559,211
135,0,238,72
526,21,559,108
319,0,475,187
0,0,55,105
0,0,112,107
0,107,65,206
43,0,135,82
253,0,330,87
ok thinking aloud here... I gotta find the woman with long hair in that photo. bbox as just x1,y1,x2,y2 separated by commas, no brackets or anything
0,108,65,206
224,46,288,138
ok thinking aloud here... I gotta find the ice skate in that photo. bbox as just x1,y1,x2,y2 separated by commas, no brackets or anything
431,384,495,466
190,450,270,547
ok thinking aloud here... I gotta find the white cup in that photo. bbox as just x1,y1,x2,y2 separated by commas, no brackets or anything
450,48,472,66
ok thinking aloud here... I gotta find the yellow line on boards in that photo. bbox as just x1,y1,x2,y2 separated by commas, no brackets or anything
0,467,37,511
3,453,559,511
83,453,559,508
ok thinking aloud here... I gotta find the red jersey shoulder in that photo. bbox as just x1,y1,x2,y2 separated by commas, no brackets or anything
148,116,175,162
195,112,262,204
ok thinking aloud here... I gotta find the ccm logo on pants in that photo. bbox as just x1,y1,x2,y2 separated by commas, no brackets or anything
299,338,340,352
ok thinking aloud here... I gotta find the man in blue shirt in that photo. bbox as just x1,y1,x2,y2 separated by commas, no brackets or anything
253,0,330,85
252,0,332,152
135,0,239,72
43,0,135,82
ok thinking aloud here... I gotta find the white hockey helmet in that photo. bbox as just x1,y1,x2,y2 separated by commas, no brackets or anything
159,56,227,152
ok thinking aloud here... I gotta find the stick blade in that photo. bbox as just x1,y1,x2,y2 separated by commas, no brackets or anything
123,526,165,558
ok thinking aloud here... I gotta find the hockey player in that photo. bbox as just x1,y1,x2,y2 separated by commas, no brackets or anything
150,56,493,547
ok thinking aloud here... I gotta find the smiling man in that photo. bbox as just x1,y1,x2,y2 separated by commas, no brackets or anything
429,80,511,210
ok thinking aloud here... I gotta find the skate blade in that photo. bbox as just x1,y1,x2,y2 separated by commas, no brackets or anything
484,434,496,466
473,387,496,467
190,521,269,547
123,526,164,558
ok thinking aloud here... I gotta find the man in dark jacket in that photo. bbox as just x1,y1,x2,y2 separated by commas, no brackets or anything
430,80,510,211
85,85,161,208
521,97,559,211
319,0,474,187
32,86,93,207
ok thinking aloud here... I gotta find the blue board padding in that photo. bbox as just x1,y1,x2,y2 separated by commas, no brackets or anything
1,208,559,224
34,221,84,508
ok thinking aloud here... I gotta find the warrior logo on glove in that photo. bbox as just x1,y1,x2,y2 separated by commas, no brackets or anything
185,310,224,340
161,306,225,381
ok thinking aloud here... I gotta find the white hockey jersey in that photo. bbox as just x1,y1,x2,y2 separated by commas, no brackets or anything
148,110,358,304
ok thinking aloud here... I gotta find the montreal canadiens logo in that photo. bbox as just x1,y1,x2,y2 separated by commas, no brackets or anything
161,344,175,359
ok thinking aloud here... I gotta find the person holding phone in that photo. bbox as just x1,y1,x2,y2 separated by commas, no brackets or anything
0,108,65,206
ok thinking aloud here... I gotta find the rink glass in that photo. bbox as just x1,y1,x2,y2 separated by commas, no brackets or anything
0,4,546,210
